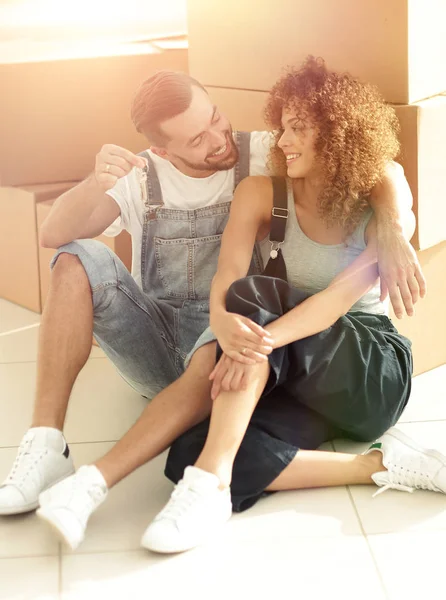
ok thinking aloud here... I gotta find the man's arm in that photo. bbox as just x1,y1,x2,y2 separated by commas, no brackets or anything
39,175,120,248
368,161,426,318
40,144,145,248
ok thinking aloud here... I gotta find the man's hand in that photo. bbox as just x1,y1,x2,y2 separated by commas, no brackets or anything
369,161,426,318
95,144,146,192
377,226,426,318
211,311,274,364
209,353,254,400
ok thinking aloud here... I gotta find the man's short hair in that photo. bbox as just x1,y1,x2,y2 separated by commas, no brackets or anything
131,70,207,146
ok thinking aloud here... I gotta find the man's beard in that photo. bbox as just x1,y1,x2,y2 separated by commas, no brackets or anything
177,132,239,173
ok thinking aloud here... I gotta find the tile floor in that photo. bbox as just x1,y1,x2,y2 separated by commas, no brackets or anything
0,298,445,600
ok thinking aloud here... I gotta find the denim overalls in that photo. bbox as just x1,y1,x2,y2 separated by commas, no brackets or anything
51,132,262,398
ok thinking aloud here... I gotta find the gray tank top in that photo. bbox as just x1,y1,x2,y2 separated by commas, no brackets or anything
258,179,388,315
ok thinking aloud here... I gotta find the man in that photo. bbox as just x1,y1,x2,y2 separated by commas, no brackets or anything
0,70,425,550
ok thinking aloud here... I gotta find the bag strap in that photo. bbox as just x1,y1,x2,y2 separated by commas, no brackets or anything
262,176,289,282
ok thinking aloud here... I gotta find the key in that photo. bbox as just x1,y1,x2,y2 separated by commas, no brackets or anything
140,164,148,206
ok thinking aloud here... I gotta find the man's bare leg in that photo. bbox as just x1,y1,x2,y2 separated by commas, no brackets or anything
0,253,94,516
32,253,94,430
94,343,216,488
32,251,216,482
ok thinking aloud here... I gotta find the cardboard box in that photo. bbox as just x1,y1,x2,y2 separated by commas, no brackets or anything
0,182,78,312
0,49,188,186
209,87,268,132
188,0,446,104
394,96,446,251
37,199,132,309
389,241,446,376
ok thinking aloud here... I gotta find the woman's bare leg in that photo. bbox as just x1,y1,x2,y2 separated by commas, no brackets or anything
194,360,270,488
266,449,386,491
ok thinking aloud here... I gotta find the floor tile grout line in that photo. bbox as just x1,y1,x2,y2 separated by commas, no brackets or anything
0,356,106,366
345,485,390,600
0,552,59,560
59,547,147,558
0,323,40,337
0,440,122,450
58,542,63,599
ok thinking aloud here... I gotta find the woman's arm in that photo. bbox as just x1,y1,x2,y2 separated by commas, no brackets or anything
265,236,380,348
265,207,416,348
210,176,274,362
210,219,382,399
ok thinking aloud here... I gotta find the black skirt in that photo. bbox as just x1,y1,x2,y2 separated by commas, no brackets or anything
165,275,413,512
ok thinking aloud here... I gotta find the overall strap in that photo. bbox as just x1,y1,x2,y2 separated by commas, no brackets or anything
138,151,164,207
233,131,251,189
262,176,288,282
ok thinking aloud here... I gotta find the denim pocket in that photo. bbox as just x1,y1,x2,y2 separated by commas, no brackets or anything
154,235,223,300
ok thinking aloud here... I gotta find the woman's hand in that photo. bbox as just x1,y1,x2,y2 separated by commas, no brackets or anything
211,310,274,364
209,353,254,400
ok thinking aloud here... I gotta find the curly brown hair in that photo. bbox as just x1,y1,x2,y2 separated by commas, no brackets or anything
264,56,400,231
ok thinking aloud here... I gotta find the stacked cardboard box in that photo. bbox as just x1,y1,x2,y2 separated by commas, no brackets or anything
0,183,77,312
187,0,446,105
188,0,446,375
0,49,188,187
0,47,188,315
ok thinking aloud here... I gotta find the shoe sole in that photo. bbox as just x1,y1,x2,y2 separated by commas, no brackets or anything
0,468,75,516
387,427,446,487
36,507,81,551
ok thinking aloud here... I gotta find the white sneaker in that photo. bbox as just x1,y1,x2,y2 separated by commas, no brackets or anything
141,466,232,554
37,465,108,550
365,427,446,497
0,427,74,515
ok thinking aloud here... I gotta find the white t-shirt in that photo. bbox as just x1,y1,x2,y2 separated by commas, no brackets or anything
104,131,273,287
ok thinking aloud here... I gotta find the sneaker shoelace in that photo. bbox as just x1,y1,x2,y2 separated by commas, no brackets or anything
2,435,48,490
158,481,202,522
373,459,440,498
86,484,106,506
44,471,106,522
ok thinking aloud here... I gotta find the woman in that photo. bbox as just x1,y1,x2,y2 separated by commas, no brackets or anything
142,57,446,553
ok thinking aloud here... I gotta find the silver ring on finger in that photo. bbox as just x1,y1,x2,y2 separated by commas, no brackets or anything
105,163,111,173
241,347,247,355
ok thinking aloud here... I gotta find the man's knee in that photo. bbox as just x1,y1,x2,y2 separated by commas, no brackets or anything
52,251,82,271
50,240,120,294
185,343,217,380
51,252,89,289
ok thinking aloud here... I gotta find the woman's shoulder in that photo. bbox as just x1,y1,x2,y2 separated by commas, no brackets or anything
232,176,274,225
234,176,274,205
239,175,273,190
